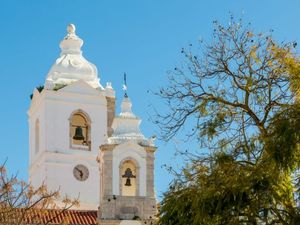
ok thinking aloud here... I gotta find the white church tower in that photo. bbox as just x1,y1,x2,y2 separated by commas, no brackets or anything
28,24,115,210
98,91,157,223
28,25,157,224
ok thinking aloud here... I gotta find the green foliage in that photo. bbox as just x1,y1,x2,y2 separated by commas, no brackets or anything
29,83,68,100
265,105,300,171
157,16,300,225
159,152,299,224
53,83,67,91
36,85,44,93
29,85,44,100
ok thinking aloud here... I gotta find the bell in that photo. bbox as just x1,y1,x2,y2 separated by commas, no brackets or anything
73,126,84,140
124,168,133,177
125,178,131,186
122,168,136,187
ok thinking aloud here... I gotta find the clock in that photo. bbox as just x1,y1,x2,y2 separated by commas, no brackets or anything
73,164,89,181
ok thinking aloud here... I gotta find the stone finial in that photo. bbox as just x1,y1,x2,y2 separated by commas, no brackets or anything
60,23,82,53
67,24,76,34
120,97,134,117
44,24,101,90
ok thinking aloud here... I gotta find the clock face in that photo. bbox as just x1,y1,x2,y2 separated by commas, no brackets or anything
73,164,89,181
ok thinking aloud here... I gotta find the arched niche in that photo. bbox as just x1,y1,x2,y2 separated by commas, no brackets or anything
119,157,140,197
69,110,91,150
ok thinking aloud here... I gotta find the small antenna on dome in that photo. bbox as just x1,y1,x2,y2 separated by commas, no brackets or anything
122,73,128,98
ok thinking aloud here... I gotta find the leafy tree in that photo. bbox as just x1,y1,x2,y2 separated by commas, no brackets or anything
156,17,300,225
0,162,79,225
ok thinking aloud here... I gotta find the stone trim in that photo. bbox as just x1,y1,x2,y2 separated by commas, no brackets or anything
106,96,115,137
146,151,155,197
101,151,113,196
100,144,117,152
145,146,157,153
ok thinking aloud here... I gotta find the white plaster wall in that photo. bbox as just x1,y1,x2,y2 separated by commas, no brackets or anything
112,142,147,196
44,152,99,209
44,90,107,154
29,97,46,166
29,156,46,188
29,151,99,210
28,81,108,210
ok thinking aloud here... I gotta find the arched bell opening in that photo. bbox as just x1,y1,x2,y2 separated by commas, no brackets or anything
69,110,91,150
120,159,139,197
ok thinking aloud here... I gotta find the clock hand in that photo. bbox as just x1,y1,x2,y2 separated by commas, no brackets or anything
75,168,84,178
75,167,82,173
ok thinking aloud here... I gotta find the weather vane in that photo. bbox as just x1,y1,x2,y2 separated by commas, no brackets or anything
122,73,128,98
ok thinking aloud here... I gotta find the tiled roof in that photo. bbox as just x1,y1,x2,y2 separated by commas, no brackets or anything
4,208,98,225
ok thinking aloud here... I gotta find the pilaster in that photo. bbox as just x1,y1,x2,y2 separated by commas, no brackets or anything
106,96,115,137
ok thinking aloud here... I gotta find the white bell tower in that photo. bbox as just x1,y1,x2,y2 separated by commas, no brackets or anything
28,24,115,210
98,94,157,224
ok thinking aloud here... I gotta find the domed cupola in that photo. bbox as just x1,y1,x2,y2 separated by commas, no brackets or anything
108,95,155,147
45,24,101,89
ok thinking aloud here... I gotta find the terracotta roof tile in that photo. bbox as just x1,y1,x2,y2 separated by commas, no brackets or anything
3,208,98,225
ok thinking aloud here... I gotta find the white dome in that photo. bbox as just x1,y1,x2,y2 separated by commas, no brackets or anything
108,97,155,146
45,24,101,89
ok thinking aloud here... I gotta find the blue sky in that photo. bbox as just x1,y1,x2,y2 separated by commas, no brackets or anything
0,0,299,200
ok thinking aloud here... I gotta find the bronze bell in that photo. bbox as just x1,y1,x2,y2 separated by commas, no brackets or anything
125,178,131,186
122,168,136,186
73,126,85,140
